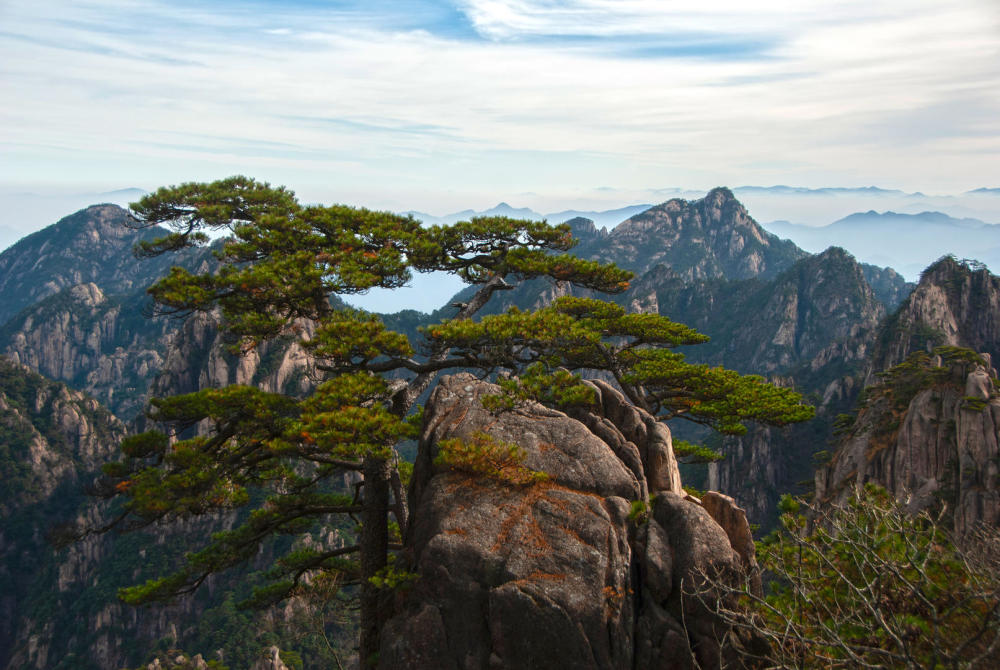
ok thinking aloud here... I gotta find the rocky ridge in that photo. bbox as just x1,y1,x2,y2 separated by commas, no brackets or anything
623,247,894,523
0,205,184,326
0,205,218,420
873,256,1000,371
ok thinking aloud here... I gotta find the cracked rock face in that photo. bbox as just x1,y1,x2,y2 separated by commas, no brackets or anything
379,374,759,670
816,359,1000,534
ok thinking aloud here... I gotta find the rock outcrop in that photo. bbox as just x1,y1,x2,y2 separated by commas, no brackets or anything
874,256,1000,371
379,374,760,669
683,247,891,524
0,204,219,420
813,259,1000,534
1,284,175,420
815,349,1000,533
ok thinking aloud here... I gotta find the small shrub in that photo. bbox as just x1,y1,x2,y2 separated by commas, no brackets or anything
434,432,549,486
963,396,989,412
628,499,649,524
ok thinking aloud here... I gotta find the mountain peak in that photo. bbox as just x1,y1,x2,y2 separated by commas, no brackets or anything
578,189,807,281
873,256,1000,370
706,185,736,200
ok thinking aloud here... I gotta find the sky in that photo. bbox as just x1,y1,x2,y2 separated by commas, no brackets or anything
1,1,999,311
2,0,999,217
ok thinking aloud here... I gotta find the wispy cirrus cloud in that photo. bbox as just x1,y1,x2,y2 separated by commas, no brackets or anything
454,0,871,40
0,0,997,215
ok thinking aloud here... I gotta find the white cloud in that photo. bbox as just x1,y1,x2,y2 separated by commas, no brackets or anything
454,0,921,39
0,0,997,211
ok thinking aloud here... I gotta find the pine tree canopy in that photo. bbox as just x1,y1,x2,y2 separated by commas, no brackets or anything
89,176,814,661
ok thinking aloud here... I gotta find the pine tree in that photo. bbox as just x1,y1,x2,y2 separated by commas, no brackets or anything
89,176,813,663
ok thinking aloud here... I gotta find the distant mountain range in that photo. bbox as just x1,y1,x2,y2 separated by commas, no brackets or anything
762,210,1000,280
403,185,1000,230
403,202,653,229
369,192,999,311
3,184,999,312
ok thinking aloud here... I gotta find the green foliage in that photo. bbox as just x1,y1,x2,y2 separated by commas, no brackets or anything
963,396,990,412
434,432,549,486
870,346,985,409
482,363,597,412
681,484,707,498
672,439,723,464
367,556,418,591
279,649,304,670
711,486,1000,669
810,449,831,466
831,413,855,436
428,296,814,435
628,499,650,524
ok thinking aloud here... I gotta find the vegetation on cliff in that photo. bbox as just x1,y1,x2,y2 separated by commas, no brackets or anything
699,486,1000,668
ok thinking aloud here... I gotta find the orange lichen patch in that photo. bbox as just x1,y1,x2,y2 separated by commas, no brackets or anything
520,514,552,556
603,585,627,618
524,477,602,500
444,406,471,432
510,570,568,587
444,527,468,536
558,525,595,550
489,480,603,558
492,484,550,552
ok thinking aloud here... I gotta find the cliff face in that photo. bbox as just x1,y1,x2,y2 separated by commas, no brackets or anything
815,349,1000,533
634,247,888,376
630,247,892,524
813,258,1000,533
875,256,1000,370
379,374,761,670
0,205,218,421
0,357,124,513
0,356,328,670
0,358,126,668
860,263,913,312
1,284,173,420
148,311,317,403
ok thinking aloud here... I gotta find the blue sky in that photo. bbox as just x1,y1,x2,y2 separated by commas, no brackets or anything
1,0,999,216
